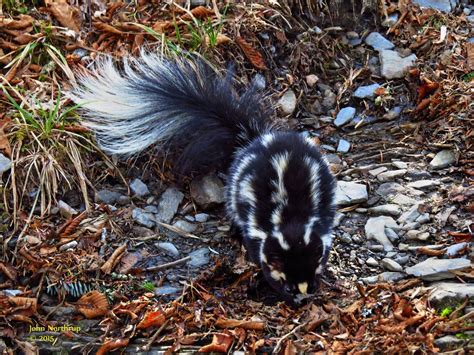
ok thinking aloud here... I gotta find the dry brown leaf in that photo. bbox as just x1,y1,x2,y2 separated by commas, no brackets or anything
76,291,109,319
235,37,267,70
94,22,124,35
466,42,474,71
101,243,127,274
0,117,12,157
96,338,129,355
215,318,265,331
181,6,215,21
44,0,81,32
0,15,34,30
416,247,445,256
198,333,233,353
0,261,17,281
136,310,166,329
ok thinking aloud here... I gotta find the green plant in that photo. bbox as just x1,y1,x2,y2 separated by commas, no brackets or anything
141,281,155,292
462,71,474,82
439,307,454,317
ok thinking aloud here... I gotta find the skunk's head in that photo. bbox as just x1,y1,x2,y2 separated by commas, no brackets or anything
260,221,329,304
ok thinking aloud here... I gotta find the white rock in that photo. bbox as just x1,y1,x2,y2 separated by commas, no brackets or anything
365,32,395,51
58,200,77,219
369,166,388,177
377,169,407,182
365,216,399,251
361,272,405,284
278,89,297,114
405,258,471,281
368,204,401,217
0,153,12,175
380,50,417,79
130,178,150,197
428,282,474,306
335,181,368,206
306,74,319,87
413,0,456,13
392,161,408,169
381,258,404,272
398,204,421,224
429,150,456,169
366,257,379,267
405,230,430,241
407,180,440,189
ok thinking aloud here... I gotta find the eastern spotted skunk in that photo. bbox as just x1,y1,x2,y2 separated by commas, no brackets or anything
70,52,336,304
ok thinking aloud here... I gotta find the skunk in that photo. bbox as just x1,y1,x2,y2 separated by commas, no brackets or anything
70,52,336,304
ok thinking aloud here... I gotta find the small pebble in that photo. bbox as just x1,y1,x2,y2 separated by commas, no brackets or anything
337,139,351,153
381,258,403,272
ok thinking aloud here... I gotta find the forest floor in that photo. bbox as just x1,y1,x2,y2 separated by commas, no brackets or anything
0,0,473,353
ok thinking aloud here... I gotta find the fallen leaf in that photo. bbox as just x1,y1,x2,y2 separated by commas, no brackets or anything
198,333,233,353
136,310,166,329
236,37,267,70
101,243,127,274
96,338,129,355
466,42,474,71
76,291,109,319
44,0,81,32
215,318,265,331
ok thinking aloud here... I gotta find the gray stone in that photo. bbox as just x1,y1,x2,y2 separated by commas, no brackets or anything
144,205,158,213
59,240,78,251
391,194,418,206
413,0,457,13
407,180,440,189
130,178,150,197
377,169,407,182
278,89,297,114
383,106,403,120
353,83,381,99
0,153,12,175
322,89,336,109
368,204,401,217
406,230,430,241
306,74,319,87
365,216,399,251
429,150,456,169
398,204,421,224
173,220,197,233
415,213,430,224
369,166,388,176
381,258,404,272
392,161,408,169
337,139,351,153
366,257,379,267
376,182,405,196
194,213,209,223
253,73,266,90
380,50,417,79
361,272,406,284
156,242,180,257
156,187,184,223
334,107,356,127
188,248,210,268
433,335,464,351
155,285,181,296
385,228,399,242
339,233,353,244
445,242,469,257
58,200,77,219
382,13,399,27
365,32,395,51
190,174,225,209
405,258,471,281
335,181,368,206
428,282,474,306
95,189,122,204
132,208,156,228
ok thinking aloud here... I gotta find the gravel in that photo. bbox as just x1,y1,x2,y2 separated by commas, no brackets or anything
156,187,184,223
335,181,368,206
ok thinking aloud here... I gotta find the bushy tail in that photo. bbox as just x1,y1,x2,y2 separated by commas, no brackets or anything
69,52,271,173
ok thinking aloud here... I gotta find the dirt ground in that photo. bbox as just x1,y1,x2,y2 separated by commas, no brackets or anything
0,0,473,353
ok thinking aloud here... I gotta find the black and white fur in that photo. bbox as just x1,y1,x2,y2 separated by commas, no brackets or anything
70,52,336,304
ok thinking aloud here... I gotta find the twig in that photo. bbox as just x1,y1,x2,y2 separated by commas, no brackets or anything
272,323,305,354
156,221,202,240
146,256,191,272
141,319,170,351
